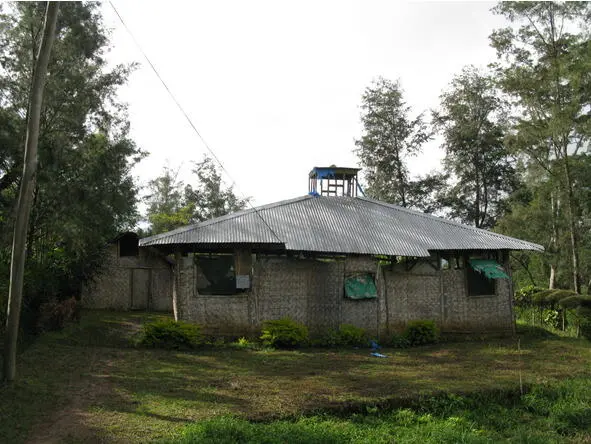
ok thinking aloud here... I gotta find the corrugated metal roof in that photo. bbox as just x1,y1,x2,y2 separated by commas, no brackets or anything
139,195,544,256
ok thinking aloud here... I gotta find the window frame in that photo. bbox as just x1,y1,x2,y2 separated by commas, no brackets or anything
465,254,498,297
194,253,250,296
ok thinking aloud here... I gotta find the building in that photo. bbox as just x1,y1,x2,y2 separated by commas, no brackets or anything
138,167,543,338
82,232,173,312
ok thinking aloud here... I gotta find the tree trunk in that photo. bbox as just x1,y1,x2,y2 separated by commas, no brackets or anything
563,155,581,293
549,264,556,290
3,2,59,383
549,192,558,290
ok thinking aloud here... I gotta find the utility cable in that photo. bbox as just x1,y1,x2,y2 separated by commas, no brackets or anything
109,1,283,243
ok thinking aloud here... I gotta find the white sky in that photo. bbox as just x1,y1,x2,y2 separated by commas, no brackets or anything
101,1,507,207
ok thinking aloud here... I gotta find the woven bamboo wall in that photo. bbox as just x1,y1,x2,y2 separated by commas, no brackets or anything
82,244,173,312
180,253,514,336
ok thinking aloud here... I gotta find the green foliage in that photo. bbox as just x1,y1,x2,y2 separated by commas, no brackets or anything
176,378,591,444
0,3,142,333
310,324,367,348
336,324,367,347
185,155,250,223
139,319,204,350
403,320,440,346
229,337,263,350
432,66,517,229
144,155,249,235
390,334,411,349
559,295,591,310
354,77,444,212
491,2,591,292
260,318,309,349
514,285,545,308
542,309,560,330
312,329,340,347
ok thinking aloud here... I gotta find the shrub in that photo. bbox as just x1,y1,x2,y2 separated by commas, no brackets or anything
514,285,544,308
311,329,340,347
230,337,260,350
37,296,80,332
337,324,367,346
578,307,591,340
140,319,204,349
403,320,439,346
390,333,411,348
260,318,308,348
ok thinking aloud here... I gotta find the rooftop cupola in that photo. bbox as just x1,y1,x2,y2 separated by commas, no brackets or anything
308,166,361,197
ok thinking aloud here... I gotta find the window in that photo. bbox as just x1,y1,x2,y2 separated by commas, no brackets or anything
119,234,139,257
467,265,496,296
195,253,250,295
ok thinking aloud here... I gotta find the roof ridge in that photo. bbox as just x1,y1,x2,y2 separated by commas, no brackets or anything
358,196,543,251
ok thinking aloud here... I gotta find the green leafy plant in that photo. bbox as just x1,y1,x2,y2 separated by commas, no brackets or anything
514,285,545,308
337,324,367,346
403,320,440,346
140,319,204,349
230,337,259,350
390,333,411,348
260,318,309,348
311,329,340,347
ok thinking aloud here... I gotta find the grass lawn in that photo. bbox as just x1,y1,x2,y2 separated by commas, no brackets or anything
0,310,590,443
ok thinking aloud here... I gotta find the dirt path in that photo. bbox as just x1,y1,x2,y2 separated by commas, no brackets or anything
26,315,147,443
26,350,119,444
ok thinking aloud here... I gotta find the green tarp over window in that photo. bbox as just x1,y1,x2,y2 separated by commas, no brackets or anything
345,273,377,299
468,259,509,279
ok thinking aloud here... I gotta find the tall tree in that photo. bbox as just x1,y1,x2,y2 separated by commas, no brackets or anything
145,155,249,235
4,1,58,383
355,77,433,208
185,155,249,223
491,1,591,292
432,66,518,229
0,3,142,337
144,166,192,234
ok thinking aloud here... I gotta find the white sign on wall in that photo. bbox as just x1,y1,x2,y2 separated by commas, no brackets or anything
236,274,250,289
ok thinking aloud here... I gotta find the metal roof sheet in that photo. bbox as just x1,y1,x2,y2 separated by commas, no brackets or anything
139,195,544,256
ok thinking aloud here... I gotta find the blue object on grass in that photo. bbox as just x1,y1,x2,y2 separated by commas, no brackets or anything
371,352,387,358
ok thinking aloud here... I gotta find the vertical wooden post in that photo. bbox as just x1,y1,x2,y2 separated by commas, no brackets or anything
3,2,59,383
172,250,182,321
504,250,516,336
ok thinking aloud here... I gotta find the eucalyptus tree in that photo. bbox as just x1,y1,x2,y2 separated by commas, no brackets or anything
0,2,142,332
491,1,591,292
432,66,518,229
355,77,433,208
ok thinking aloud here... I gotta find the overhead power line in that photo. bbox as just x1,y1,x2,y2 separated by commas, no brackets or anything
108,1,283,243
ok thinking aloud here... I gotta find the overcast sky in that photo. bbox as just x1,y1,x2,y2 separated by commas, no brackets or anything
101,1,507,207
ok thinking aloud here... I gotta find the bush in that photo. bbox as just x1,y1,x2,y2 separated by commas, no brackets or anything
390,333,411,348
37,296,80,332
514,285,544,308
311,329,340,347
140,319,204,349
578,307,591,340
260,318,308,348
337,324,367,346
403,320,439,346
